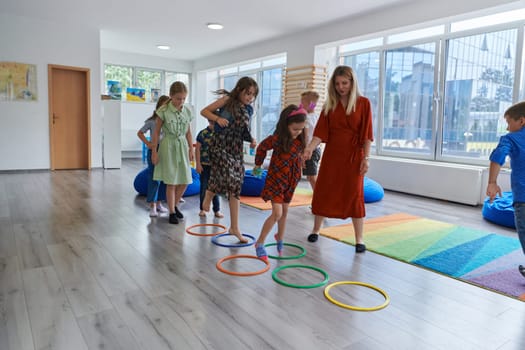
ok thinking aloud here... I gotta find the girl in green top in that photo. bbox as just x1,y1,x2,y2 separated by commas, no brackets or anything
152,81,194,224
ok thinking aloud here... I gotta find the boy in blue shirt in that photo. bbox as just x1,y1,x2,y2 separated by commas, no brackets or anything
487,101,525,278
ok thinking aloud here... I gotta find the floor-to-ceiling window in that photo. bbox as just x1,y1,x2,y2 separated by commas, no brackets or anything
212,55,286,142
442,29,517,162
336,8,524,166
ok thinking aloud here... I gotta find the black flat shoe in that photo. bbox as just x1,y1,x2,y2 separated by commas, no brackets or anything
355,243,366,253
169,213,179,224
307,233,319,242
519,265,525,278
175,206,184,219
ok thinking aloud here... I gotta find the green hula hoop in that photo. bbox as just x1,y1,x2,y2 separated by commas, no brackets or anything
272,264,329,289
264,242,306,260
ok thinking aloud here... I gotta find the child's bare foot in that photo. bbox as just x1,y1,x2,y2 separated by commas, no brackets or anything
214,211,224,218
202,191,213,212
230,229,248,243
199,210,206,217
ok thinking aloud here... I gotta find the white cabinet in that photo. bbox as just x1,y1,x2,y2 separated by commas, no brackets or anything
102,100,122,169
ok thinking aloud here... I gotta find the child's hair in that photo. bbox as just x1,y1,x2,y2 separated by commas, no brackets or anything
274,104,306,153
325,65,361,116
169,81,188,96
301,90,320,100
213,76,259,112
146,95,170,122
505,101,525,121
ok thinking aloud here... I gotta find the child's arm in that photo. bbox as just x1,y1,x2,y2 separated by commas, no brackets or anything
137,122,153,149
486,161,503,202
137,129,150,147
201,96,229,128
195,142,203,173
151,118,163,165
254,135,274,166
186,126,194,163
303,136,322,160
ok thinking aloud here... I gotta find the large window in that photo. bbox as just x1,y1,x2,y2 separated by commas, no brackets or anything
136,68,161,102
382,43,436,157
343,51,380,147
442,29,517,160
213,56,286,141
165,71,191,100
104,64,190,103
337,9,524,165
259,68,283,138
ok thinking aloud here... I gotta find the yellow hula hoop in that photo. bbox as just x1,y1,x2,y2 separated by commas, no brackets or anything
324,281,390,312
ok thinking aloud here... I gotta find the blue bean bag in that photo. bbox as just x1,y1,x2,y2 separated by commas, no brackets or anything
241,169,267,196
364,177,384,203
133,167,200,199
482,191,516,228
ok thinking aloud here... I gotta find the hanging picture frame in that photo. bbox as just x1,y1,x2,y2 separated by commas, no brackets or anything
0,61,37,101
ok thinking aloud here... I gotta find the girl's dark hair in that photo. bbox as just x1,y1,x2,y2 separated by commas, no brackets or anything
146,95,170,122
213,76,259,112
274,104,306,153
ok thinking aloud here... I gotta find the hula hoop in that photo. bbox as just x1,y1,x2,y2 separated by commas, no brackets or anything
272,264,329,289
216,254,270,277
186,223,227,236
264,242,306,260
324,281,390,311
211,233,255,247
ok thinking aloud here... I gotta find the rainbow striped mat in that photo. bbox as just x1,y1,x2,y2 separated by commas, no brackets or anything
240,188,312,210
320,213,525,301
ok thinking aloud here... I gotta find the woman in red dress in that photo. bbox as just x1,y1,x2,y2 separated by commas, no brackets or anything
303,66,373,252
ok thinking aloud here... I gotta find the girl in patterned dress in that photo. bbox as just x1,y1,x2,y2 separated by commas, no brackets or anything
152,81,194,224
252,105,307,261
200,77,258,243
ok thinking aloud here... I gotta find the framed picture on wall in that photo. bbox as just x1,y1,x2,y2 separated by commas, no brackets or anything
126,87,146,102
0,61,37,101
107,80,122,100
151,88,161,103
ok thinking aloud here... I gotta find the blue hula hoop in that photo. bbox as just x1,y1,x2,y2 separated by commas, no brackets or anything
211,233,256,248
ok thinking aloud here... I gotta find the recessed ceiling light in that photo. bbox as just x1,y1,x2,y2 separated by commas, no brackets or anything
207,23,223,30
157,45,171,50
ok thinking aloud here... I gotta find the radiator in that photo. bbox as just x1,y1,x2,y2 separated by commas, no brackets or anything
367,157,484,205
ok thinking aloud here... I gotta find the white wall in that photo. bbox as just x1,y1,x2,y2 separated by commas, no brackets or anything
194,0,521,72
0,14,102,170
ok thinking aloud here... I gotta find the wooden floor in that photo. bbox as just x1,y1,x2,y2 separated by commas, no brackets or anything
1,159,524,350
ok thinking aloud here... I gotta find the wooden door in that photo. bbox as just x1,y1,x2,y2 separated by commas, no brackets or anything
48,65,91,170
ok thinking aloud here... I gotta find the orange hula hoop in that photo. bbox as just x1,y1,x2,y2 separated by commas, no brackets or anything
185,223,227,236
216,254,270,276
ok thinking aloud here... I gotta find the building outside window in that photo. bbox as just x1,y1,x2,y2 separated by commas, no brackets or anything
337,9,523,166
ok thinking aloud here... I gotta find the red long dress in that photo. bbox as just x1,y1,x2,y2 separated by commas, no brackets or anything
311,96,373,219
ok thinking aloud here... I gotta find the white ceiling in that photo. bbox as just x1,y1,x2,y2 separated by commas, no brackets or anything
1,0,411,61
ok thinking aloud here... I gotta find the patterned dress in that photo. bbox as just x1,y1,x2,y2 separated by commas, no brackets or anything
153,103,193,185
207,104,254,199
311,96,373,219
255,135,304,203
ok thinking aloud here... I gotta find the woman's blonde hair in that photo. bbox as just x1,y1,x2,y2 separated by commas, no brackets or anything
324,65,361,116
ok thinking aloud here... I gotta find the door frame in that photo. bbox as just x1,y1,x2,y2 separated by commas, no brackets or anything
48,64,91,170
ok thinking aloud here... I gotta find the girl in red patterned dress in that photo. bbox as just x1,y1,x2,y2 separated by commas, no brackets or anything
252,105,307,261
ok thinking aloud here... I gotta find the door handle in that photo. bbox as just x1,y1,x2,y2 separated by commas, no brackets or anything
53,113,59,124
